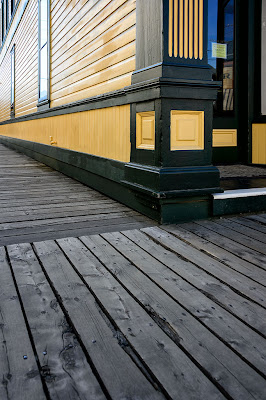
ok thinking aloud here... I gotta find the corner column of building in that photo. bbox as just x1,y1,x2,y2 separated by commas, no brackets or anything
123,0,222,223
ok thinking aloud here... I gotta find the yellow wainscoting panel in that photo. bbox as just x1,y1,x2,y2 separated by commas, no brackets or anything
136,112,155,150
0,105,131,162
171,110,204,150
212,129,237,147
252,124,266,164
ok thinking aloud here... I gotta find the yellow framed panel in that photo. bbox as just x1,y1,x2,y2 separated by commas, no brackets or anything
252,124,266,164
170,110,204,150
212,129,237,147
136,112,155,150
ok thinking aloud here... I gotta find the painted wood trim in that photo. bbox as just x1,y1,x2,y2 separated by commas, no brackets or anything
0,105,131,162
212,129,237,147
252,124,266,164
136,111,155,150
168,0,204,60
171,110,204,151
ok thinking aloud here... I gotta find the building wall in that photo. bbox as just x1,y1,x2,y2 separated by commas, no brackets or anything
0,0,38,121
0,0,135,162
0,105,131,161
50,0,136,107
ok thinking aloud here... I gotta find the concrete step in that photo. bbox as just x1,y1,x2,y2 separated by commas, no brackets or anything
212,188,266,216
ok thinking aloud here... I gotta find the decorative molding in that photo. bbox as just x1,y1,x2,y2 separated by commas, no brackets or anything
212,129,237,147
171,110,204,150
136,111,155,150
168,0,203,59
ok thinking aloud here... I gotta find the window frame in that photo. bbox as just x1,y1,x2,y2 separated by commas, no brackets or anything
38,0,50,105
10,44,15,116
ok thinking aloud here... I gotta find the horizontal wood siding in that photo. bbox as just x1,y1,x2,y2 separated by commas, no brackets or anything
0,106,131,162
50,0,136,107
0,0,38,121
0,54,11,122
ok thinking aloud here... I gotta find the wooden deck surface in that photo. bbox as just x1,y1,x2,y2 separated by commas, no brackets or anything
1,144,266,399
0,144,156,246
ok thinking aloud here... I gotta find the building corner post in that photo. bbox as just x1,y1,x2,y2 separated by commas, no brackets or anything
124,0,222,223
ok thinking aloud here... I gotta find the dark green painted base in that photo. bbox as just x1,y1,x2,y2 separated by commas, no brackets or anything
160,196,211,223
0,136,218,224
213,196,266,216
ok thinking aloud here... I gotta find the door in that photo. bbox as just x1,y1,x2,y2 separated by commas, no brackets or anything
208,0,248,163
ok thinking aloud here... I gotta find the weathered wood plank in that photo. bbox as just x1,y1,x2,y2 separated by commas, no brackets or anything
229,216,266,234
0,199,116,214
58,236,224,400
184,221,266,270
0,247,46,400
196,220,266,256
0,203,129,224
33,240,165,400
7,243,107,400
144,226,266,307
103,230,266,375
122,229,266,336
81,234,266,400
0,210,143,231
0,221,154,247
162,223,266,287
0,193,107,208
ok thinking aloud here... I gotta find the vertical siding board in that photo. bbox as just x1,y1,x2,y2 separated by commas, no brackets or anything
168,0,173,57
0,106,130,162
179,0,184,58
174,0,178,57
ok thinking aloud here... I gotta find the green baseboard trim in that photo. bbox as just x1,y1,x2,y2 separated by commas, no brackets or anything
0,136,216,223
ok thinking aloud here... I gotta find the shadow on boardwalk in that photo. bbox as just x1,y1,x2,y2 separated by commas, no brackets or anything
1,144,266,399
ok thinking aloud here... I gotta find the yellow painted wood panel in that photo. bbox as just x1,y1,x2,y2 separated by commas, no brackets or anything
52,58,135,101
0,106,131,162
212,129,237,147
50,0,136,107
171,110,204,150
52,0,120,54
52,41,135,92
52,0,94,36
0,0,38,121
52,0,133,62
51,73,132,108
252,124,266,164
52,12,135,78
136,112,155,150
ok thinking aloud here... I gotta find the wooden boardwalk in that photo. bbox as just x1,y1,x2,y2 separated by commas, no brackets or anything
0,144,155,245
1,144,266,399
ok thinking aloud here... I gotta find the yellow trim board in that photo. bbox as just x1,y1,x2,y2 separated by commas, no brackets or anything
171,110,204,150
212,129,237,147
252,124,266,164
136,111,155,150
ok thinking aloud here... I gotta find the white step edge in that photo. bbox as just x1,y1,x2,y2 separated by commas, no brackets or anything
213,188,266,200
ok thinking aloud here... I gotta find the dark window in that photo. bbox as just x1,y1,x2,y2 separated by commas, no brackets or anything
208,0,235,114
10,45,15,112
5,0,8,28
10,0,15,15
1,0,4,41
38,0,49,101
